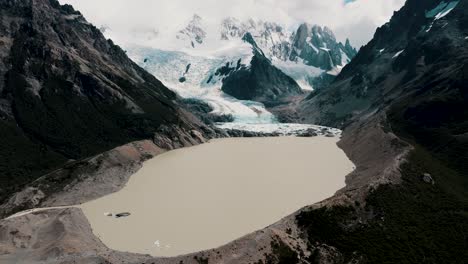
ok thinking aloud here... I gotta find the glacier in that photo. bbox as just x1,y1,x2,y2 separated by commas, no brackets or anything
116,17,356,134
127,44,332,134
127,43,277,125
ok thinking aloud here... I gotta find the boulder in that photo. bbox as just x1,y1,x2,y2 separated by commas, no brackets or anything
422,173,435,185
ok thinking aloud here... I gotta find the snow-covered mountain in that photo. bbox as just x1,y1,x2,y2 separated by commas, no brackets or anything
220,18,291,61
176,14,207,48
289,24,357,71
163,16,358,91
219,18,357,72
127,41,279,124
105,15,357,126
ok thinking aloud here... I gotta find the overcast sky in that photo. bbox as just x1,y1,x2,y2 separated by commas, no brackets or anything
60,0,405,48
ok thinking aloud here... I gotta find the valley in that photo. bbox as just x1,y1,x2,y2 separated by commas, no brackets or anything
0,0,467,263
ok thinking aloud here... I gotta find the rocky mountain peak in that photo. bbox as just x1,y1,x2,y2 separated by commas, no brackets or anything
290,23,357,71
220,17,244,40
177,14,207,48
173,15,357,72
310,24,337,42
345,38,352,48
220,17,286,40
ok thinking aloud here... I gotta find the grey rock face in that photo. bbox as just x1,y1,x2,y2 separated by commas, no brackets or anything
289,24,357,70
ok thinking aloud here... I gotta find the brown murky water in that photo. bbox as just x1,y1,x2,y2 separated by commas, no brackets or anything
81,137,354,257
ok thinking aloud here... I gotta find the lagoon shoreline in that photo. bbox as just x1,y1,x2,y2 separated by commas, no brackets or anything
80,136,354,257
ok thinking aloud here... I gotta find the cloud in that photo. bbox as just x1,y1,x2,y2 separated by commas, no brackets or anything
59,0,405,48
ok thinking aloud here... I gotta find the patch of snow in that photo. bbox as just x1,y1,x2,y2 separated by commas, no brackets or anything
327,66,343,76
424,1,459,33
465,36,468,40
307,41,319,53
392,49,405,59
379,48,386,53
320,47,331,52
425,1,459,20
295,79,315,91
63,14,81,20
340,49,350,66
425,23,434,33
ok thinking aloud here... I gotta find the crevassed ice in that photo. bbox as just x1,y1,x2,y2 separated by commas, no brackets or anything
127,43,276,124
126,42,339,134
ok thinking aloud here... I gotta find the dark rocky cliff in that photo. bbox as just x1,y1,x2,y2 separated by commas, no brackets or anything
0,0,209,203
220,33,304,105
295,0,468,263
299,0,468,127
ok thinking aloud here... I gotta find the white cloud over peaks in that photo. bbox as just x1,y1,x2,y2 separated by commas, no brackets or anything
59,0,405,48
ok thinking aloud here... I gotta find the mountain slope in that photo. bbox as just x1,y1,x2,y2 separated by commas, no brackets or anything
299,0,467,127
1,0,466,263
295,0,468,263
0,0,207,203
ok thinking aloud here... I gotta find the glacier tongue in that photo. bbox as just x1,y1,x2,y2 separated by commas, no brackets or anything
127,44,277,125
121,17,354,135
127,44,338,135
216,123,342,136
